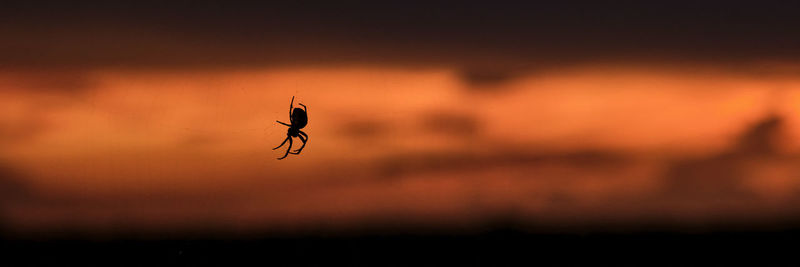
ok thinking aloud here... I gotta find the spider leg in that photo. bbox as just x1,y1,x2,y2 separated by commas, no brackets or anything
273,136,290,150
277,137,293,160
289,96,295,124
276,120,291,127
290,131,308,154
298,103,307,113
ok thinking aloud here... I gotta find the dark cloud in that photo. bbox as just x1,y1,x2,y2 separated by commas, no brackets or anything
0,118,47,145
661,115,787,199
0,70,92,143
420,111,480,137
338,119,393,139
0,163,31,203
0,162,33,231
378,149,632,177
732,115,783,156
662,155,752,200
458,69,521,89
178,132,225,148
2,1,800,70
0,70,94,92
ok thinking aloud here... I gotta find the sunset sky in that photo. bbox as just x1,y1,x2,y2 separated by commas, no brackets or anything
4,1,800,237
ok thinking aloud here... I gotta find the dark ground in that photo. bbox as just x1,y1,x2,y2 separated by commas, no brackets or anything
3,227,799,266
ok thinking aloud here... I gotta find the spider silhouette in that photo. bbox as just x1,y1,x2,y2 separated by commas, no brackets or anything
273,96,308,160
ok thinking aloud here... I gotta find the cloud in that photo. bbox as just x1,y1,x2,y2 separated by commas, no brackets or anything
378,149,632,177
420,111,480,137
3,2,800,71
338,119,393,139
660,115,786,199
0,70,96,144
458,69,520,89
0,161,34,230
0,163,31,202
0,117,47,145
0,70,94,92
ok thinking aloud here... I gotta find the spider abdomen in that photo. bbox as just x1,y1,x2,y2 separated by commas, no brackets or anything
291,108,307,128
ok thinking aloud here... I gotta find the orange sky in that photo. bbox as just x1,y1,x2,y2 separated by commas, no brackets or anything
3,64,800,235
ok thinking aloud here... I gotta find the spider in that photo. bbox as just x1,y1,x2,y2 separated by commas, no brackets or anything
273,96,309,160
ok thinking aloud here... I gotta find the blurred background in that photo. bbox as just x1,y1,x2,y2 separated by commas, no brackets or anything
3,1,800,263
